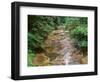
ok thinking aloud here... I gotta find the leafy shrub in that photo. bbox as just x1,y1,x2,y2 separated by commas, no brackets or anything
70,24,87,47
28,15,87,54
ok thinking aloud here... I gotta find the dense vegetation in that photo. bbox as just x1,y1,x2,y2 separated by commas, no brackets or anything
28,15,87,66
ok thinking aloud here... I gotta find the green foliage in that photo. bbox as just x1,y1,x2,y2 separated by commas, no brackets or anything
28,15,88,53
65,17,80,26
71,25,87,47
28,15,67,53
28,15,88,66
70,18,88,48
28,53,36,66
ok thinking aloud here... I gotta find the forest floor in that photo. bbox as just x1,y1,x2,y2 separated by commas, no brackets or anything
29,29,88,66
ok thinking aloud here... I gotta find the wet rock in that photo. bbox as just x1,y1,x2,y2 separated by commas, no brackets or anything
44,27,84,65
32,53,50,66
44,28,71,65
